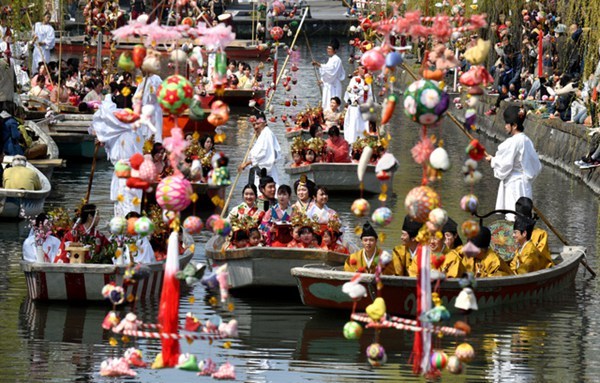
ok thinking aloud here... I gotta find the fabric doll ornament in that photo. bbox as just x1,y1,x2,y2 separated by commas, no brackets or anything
100,358,137,377
117,52,135,72
132,44,146,68
126,153,151,190
141,49,161,74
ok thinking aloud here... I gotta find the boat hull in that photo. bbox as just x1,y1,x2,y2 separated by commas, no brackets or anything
285,163,393,195
206,236,347,289
291,246,585,316
0,161,51,219
20,252,193,302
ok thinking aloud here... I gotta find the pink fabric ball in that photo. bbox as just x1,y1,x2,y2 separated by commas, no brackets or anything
138,154,158,183
183,216,204,234
156,175,193,212
360,48,385,72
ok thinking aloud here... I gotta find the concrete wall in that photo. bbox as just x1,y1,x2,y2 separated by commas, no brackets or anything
472,97,600,195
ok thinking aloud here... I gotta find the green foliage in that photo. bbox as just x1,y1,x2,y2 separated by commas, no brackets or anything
1,0,45,33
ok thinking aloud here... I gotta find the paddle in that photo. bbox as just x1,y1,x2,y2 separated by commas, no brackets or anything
303,30,322,96
220,7,310,217
84,142,101,204
400,62,597,278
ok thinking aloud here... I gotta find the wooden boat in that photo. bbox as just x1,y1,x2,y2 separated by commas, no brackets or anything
205,235,349,290
20,232,195,302
291,245,586,316
57,36,270,60
0,159,51,219
285,162,394,195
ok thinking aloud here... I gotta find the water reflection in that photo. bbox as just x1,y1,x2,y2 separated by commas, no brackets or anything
3,37,599,382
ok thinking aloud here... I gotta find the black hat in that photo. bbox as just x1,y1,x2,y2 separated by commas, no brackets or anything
328,38,340,51
514,216,535,234
402,216,422,238
442,217,463,247
258,168,275,189
515,197,534,218
471,226,491,249
442,217,458,234
503,105,526,128
361,222,378,239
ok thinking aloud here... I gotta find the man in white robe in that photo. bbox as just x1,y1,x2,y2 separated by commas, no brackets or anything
343,65,372,144
133,74,163,142
238,115,282,190
313,39,346,110
486,106,542,220
31,12,55,76
89,95,155,217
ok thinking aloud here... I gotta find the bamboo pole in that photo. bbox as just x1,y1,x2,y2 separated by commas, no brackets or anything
303,30,322,95
220,7,310,217
401,61,597,278
84,142,101,203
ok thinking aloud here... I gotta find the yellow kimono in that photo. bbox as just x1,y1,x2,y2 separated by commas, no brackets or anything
510,241,553,275
532,228,553,266
391,244,417,276
344,247,399,275
407,247,466,278
463,248,514,278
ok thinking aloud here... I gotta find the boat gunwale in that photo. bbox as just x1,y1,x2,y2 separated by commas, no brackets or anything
290,245,586,289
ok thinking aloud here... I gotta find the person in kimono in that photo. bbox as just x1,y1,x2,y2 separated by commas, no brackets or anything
312,38,346,110
485,106,542,221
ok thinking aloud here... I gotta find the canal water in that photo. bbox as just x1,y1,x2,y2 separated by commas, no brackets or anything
1,39,599,382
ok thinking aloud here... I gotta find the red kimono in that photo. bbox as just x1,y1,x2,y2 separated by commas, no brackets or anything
325,137,351,163
55,226,110,263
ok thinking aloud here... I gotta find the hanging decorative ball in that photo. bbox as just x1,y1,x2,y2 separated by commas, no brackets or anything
428,207,448,230
157,75,194,116
114,160,131,178
207,100,230,126
102,284,125,305
117,52,135,72
343,321,363,340
351,198,371,217
139,154,158,183
272,0,285,16
455,343,475,363
360,47,385,72
446,355,463,374
403,79,450,125
366,343,387,367
127,217,139,236
429,147,450,171
109,217,127,235
134,216,155,237
404,186,441,223
460,194,479,214
461,219,480,239
212,217,232,237
170,49,188,65
371,207,393,226
431,350,449,370
183,216,204,234
205,214,220,230
385,51,403,68
156,175,193,212
270,26,284,41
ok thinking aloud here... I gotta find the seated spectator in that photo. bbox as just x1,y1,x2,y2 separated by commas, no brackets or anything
510,216,553,274
323,96,343,129
462,226,513,277
28,74,51,100
22,213,61,262
82,79,104,103
325,126,350,163
2,155,41,190
344,222,399,274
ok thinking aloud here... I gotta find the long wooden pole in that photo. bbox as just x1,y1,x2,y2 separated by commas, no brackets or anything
401,61,597,278
220,7,310,217
84,142,101,203
303,30,322,95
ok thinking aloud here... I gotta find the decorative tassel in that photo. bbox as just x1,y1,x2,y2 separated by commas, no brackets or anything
412,244,432,375
158,230,181,366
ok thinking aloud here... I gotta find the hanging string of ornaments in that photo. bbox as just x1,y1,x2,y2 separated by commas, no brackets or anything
344,4,491,378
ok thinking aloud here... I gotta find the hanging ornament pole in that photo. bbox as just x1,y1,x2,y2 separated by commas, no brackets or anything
221,7,310,217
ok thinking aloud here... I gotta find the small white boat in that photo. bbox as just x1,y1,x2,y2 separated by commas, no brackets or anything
285,162,394,195
205,235,348,290
20,232,195,302
0,159,51,219
22,120,64,180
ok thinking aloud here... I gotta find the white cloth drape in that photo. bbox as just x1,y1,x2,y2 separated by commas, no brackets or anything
319,54,345,109
133,74,163,143
249,125,281,186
